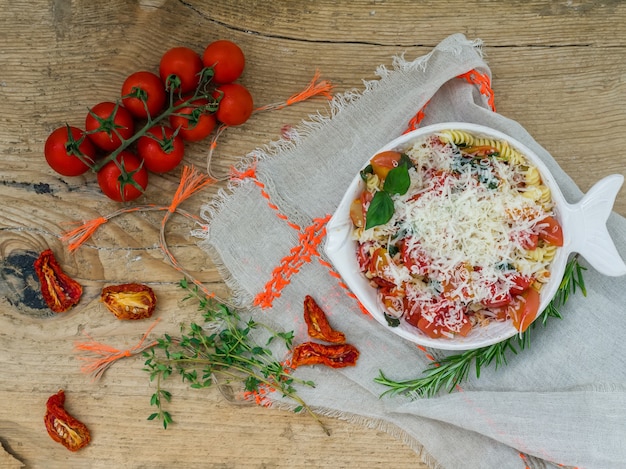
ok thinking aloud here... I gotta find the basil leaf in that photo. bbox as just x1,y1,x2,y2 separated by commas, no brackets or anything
399,152,413,168
383,164,410,195
384,312,400,328
360,164,374,181
365,191,394,230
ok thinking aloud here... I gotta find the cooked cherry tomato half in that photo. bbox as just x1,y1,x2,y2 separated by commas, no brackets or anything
85,102,135,151
101,283,157,320
137,125,185,173
481,284,512,308
400,237,430,277
519,232,539,250
121,71,167,119
510,286,540,333
44,126,96,176
508,272,532,294
416,316,443,338
202,40,245,84
538,216,564,247
169,98,217,142
213,83,254,126
44,390,91,452
159,46,203,94
97,151,148,202
370,151,402,180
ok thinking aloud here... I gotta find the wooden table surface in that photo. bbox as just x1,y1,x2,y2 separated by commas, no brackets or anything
1,1,625,468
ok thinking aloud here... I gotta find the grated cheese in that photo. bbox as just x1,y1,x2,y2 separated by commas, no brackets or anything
354,133,557,335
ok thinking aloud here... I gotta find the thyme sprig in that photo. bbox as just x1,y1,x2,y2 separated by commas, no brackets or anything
375,256,587,398
143,278,326,432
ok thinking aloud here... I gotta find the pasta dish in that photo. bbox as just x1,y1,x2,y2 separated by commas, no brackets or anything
350,129,563,339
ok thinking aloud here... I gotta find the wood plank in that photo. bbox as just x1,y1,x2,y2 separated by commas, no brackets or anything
1,1,624,467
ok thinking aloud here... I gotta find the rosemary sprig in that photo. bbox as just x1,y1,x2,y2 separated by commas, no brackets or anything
375,256,587,398
143,278,326,433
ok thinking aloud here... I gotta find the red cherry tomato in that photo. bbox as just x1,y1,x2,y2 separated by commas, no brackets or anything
400,237,430,277
97,151,148,202
85,102,135,151
482,284,512,308
508,272,532,295
213,83,253,126
159,47,203,94
121,71,167,119
538,216,564,247
370,151,402,180
44,126,96,176
169,98,217,142
416,317,443,339
519,232,539,250
202,40,245,84
510,287,540,333
137,126,185,173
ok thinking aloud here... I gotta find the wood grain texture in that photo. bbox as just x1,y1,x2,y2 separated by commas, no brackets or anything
1,1,624,468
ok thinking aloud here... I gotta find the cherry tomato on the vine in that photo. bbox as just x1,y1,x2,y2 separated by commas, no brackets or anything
169,98,217,142
44,126,96,176
213,83,253,126
97,151,148,202
202,40,245,84
159,47,203,94
121,71,167,119
137,126,185,173
85,102,135,152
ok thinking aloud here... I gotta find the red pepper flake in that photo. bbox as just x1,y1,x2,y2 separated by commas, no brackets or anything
101,283,157,320
291,342,359,369
33,249,83,313
44,390,91,452
303,295,346,344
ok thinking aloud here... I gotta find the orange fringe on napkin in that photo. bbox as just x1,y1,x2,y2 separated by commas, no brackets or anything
75,319,161,381
167,166,214,213
254,70,333,113
60,165,210,251
159,167,217,299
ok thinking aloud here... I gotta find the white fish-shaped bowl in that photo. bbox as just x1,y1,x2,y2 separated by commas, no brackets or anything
324,122,626,351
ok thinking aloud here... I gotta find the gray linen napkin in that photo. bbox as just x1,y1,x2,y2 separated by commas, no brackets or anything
196,33,626,469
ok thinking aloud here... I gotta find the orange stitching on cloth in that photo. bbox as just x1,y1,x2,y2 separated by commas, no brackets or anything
416,345,437,363
251,177,302,232
518,452,531,469
230,159,258,181
457,69,496,112
253,215,330,309
403,68,496,132
404,99,431,133
317,257,370,315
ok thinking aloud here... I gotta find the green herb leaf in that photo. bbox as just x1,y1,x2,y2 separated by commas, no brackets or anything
360,164,374,181
143,278,327,434
383,164,410,195
365,191,394,230
384,313,400,328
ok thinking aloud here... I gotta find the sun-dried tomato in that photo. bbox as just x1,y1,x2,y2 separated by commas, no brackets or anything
101,283,156,320
303,295,346,343
34,249,83,313
44,390,91,452
291,341,359,369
